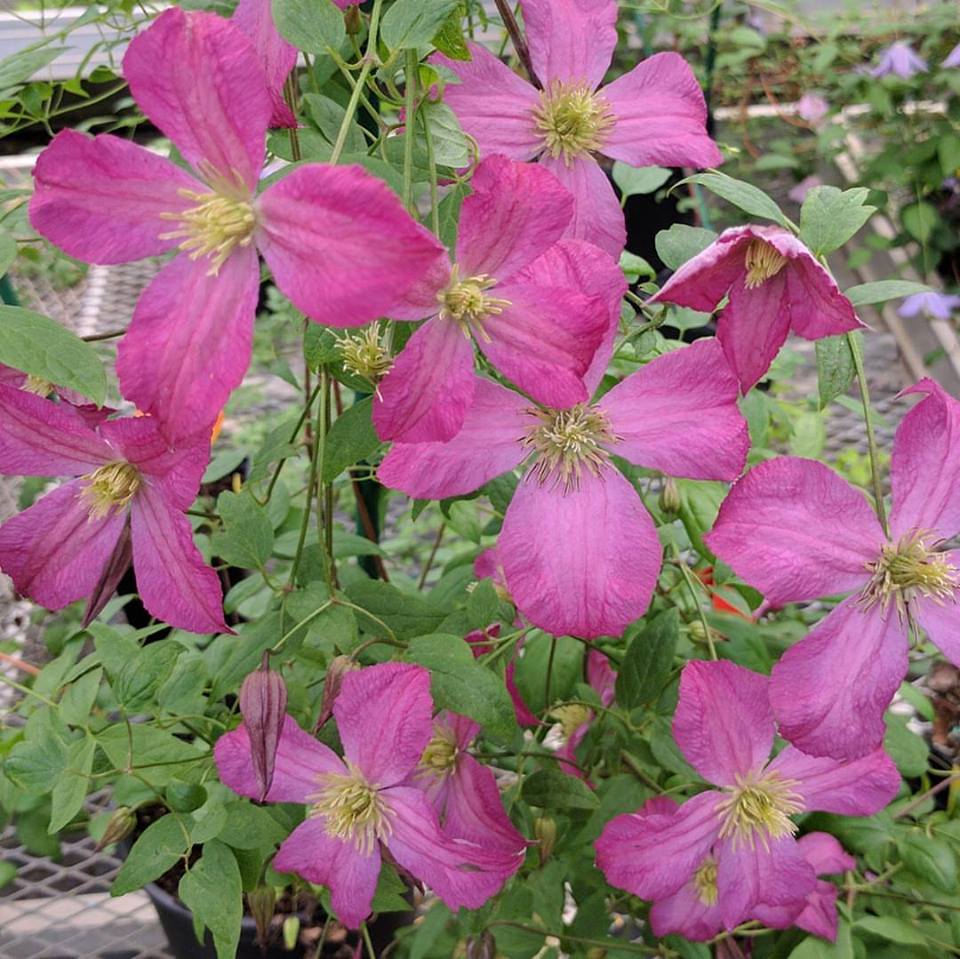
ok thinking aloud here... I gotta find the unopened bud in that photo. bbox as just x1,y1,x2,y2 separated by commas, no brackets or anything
586,949,607,959
97,806,136,849
534,816,556,864
687,620,721,648
344,4,362,34
239,654,288,802
83,519,133,628
659,477,681,515
247,886,276,947
465,931,497,959
282,915,300,951
316,655,360,730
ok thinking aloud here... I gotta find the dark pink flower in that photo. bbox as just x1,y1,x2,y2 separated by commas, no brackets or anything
379,335,748,639
555,650,615,778
433,0,721,255
215,663,516,929
29,8,442,442
373,155,609,443
595,661,898,932
0,364,111,428
706,380,960,758
0,385,227,633
652,224,863,391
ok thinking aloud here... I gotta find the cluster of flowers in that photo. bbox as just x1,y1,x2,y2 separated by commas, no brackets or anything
3,0,959,942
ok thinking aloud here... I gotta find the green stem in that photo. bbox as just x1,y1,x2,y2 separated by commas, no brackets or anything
673,544,717,660
421,108,440,236
361,923,377,958
317,369,335,589
287,390,325,588
402,48,419,212
486,921,666,956
272,600,334,652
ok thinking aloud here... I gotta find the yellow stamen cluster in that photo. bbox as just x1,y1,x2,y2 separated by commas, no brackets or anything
524,404,618,491
550,703,591,740
693,858,719,906
23,375,55,397
337,326,394,386
438,266,511,337
533,81,614,165
418,725,460,779
861,530,958,617
743,239,788,289
80,461,141,520
310,763,389,855
715,771,803,851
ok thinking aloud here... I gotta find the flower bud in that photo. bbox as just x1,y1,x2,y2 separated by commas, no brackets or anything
282,915,300,951
316,655,360,730
96,806,136,849
239,655,288,802
658,477,681,515
247,886,276,947
533,816,556,864
465,931,497,959
344,4,362,34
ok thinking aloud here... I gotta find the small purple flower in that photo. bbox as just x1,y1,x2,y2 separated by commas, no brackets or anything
898,291,960,321
788,175,823,205
943,42,960,69
796,93,828,124
870,41,928,79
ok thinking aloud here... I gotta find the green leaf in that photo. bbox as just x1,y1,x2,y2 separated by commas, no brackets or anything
799,186,875,255
214,490,275,569
407,634,517,740
370,862,411,913
899,831,957,892
216,801,287,850
615,609,679,709
0,230,16,274
112,815,191,896
845,280,931,307
900,201,940,243
883,712,927,778
612,163,671,198
98,725,205,787
178,840,243,959
345,579,447,640
521,767,598,810
0,45,64,93
59,667,102,728
855,916,927,947
655,224,718,271
49,734,95,833
272,0,345,54
4,729,67,791
322,396,380,483
381,0,460,50
787,920,854,958
0,306,106,405
815,333,856,408
303,93,365,153
686,172,789,226
421,100,470,168
431,4,469,60
788,410,825,458
113,641,181,711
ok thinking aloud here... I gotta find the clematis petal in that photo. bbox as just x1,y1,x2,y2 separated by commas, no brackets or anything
781,254,862,340
215,715,344,804
117,247,259,443
334,663,433,787
130,482,228,634
0,385,113,476
372,317,475,444
673,660,775,787
770,598,908,760
888,379,960,540
915,579,960,665
273,819,381,930
0,481,123,610
539,154,626,257
257,163,445,327
600,53,722,168
431,45,541,160
797,832,856,875
478,280,606,409
705,457,884,606
377,379,529,500
598,338,748,480
29,130,200,264
768,744,900,815
456,155,573,279
650,880,725,942
499,467,660,639
123,8,270,189
519,0,618,89
595,790,723,900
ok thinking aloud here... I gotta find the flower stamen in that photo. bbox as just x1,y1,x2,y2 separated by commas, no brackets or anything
693,858,719,906
715,771,802,851
438,266,511,338
418,725,460,780
309,762,390,855
337,326,393,387
533,81,614,165
743,239,787,289
80,462,141,520
523,404,618,491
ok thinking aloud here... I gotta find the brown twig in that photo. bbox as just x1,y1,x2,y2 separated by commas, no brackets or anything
894,770,960,819
493,0,541,88
0,651,41,676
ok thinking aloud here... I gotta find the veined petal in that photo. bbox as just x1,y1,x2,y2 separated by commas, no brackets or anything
257,163,445,327
673,660,775,787
130,482,228,634
0,481,123,610
600,53,721,168
123,8,270,189
0,385,113,476
456,155,573,279
770,598,908,760
335,663,433,787
797,833,856,876
215,715,344,804
372,317,475,444
705,458,884,606
500,467,660,638
117,247,259,443
915,576,960,665
519,0,618,88
783,255,862,340
431,45,541,160
650,880,725,942
29,130,200,264
377,379,529,500
599,338,748,480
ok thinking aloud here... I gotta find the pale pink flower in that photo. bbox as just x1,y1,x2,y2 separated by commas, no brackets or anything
788,175,823,205
796,93,829,124
870,41,928,79
945,43,960,69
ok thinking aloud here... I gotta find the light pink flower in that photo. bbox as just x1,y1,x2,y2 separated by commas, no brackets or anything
870,41,928,79
556,649,615,779
595,661,898,933
706,379,960,759
788,175,823,205
796,93,829,124
29,8,442,442
379,334,748,639
215,663,515,929
0,385,226,634
945,43,960,69
652,224,863,391
373,155,609,443
433,0,721,256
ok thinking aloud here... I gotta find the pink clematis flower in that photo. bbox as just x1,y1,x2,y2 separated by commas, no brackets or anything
379,324,749,638
870,41,928,79
652,224,863,391
433,0,721,256
215,663,517,929
0,386,227,634
595,661,898,932
706,380,960,759
29,8,442,442
555,649,615,778
373,155,609,443
796,93,829,124
0,364,110,428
